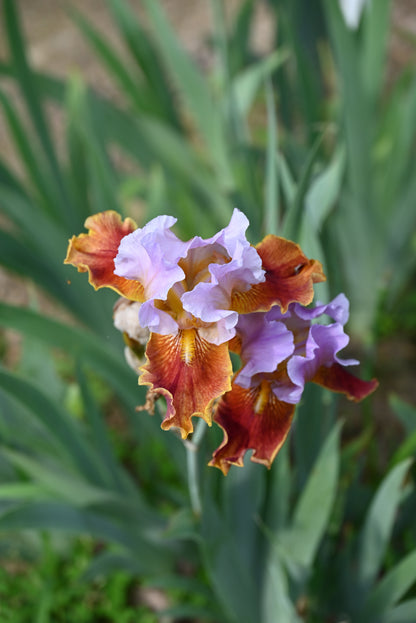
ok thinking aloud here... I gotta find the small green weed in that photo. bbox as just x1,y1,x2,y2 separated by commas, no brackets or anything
0,537,158,623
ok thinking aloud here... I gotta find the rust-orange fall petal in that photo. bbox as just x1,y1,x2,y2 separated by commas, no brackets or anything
210,380,296,475
139,329,233,439
312,362,379,402
231,235,326,314
64,211,144,301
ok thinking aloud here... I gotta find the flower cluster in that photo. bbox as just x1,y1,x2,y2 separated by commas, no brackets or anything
65,210,377,474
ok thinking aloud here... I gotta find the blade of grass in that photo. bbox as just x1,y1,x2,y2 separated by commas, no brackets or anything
380,599,416,623
105,0,182,127
0,229,114,334
0,303,138,410
231,49,289,120
361,0,391,106
1,63,232,229
0,368,106,485
0,186,67,258
0,89,58,216
140,0,233,189
3,0,72,227
70,8,154,115
65,75,92,226
0,302,187,477
264,78,279,235
0,501,133,546
359,549,416,623
277,421,341,569
227,0,255,77
323,0,373,212
76,363,136,495
282,132,325,241
356,459,413,597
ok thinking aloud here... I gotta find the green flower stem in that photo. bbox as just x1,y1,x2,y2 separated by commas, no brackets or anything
184,419,207,518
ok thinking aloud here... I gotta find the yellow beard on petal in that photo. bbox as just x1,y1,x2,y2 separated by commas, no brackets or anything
180,328,197,365
140,331,233,438
253,380,271,415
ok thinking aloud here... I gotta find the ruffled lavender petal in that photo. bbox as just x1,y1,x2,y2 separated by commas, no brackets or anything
139,300,179,335
234,313,294,388
187,209,265,283
182,263,252,323
237,294,359,404
210,209,265,285
293,293,350,324
310,323,358,367
198,313,239,345
267,293,350,327
181,277,230,324
181,210,265,332
114,215,189,300
276,320,358,403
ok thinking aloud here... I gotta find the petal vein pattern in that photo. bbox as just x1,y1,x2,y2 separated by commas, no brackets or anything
65,209,376,469
114,215,189,300
140,330,232,438
231,235,326,314
64,211,144,301
114,208,266,345
210,382,296,474
211,293,378,472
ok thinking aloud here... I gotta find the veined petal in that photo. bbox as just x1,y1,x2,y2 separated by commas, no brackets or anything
190,208,262,273
140,329,232,438
197,313,239,346
292,293,350,325
231,235,325,314
181,209,265,334
114,214,189,301
276,317,360,403
139,300,179,335
64,211,144,301
312,362,378,401
234,313,294,388
210,381,295,474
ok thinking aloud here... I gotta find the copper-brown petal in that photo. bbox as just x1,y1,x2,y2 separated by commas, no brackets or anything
139,329,233,439
64,211,144,301
312,362,378,402
210,380,295,474
231,235,326,314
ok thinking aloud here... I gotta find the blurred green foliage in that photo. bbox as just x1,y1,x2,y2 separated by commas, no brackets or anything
0,537,159,622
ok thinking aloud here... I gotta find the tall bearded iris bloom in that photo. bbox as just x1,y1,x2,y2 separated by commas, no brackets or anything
65,209,325,439
210,294,378,474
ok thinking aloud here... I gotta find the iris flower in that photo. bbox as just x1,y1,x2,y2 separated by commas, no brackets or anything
65,210,324,439
210,294,378,473
338,0,369,29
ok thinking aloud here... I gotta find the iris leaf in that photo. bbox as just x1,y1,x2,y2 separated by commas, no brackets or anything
356,458,413,596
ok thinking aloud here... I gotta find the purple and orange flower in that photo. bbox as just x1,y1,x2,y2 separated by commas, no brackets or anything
210,294,378,473
65,210,376,472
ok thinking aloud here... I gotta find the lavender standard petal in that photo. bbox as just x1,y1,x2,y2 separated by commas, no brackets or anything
181,212,264,331
199,313,239,345
278,321,359,403
234,313,294,388
188,208,265,283
293,293,350,325
114,215,189,300
139,300,179,335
